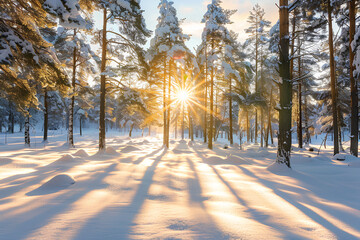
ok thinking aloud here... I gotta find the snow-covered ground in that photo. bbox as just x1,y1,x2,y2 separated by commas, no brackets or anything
0,130,359,240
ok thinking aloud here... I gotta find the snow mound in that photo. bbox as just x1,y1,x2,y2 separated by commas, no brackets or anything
142,139,150,144
106,147,117,155
40,174,75,189
179,140,186,144
170,140,176,144
121,145,140,153
232,143,239,148
188,141,194,147
333,153,358,161
27,174,75,196
267,162,292,174
54,154,74,164
73,149,89,157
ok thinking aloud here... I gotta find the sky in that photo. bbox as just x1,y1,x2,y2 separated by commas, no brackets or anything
141,0,279,51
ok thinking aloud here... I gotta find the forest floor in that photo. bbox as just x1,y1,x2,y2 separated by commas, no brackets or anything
0,130,359,240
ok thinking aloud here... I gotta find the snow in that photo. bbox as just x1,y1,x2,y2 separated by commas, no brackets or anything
0,130,359,239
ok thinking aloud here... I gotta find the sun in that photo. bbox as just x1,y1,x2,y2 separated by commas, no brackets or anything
176,90,190,103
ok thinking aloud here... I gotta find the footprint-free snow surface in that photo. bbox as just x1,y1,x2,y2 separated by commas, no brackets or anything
0,131,359,239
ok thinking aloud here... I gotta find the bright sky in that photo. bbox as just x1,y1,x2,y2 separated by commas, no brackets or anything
141,0,279,51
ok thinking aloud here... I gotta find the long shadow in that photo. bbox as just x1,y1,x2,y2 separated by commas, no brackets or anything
133,146,164,165
190,145,297,238
236,165,359,239
185,157,234,239
0,163,118,240
73,148,168,239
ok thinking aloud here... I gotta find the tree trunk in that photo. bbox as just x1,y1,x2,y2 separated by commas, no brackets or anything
79,116,82,136
129,123,134,137
166,59,172,147
327,0,339,155
255,17,259,145
246,109,250,142
182,102,185,140
25,113,30,146
266,87,273,147
204,43,208,143
349,0,358,156
208,40,214,150
297,51,303,148
229,78,233,145
43,89,48,142
99,8,107,151
163,58,167,147
304,94,310,145
69,29,77,147
277,0,292,168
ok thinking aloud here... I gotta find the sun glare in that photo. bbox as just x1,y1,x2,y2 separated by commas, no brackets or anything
177,90,190,103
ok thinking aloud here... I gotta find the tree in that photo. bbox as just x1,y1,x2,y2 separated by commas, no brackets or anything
93,0,150,150
245,4,271,146
349,0,358,156
277,0,292,167
201,0,235,149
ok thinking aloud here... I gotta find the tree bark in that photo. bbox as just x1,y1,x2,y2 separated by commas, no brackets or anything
204,43,208,143
229,77,233,145
69,29,77,148
349,0,358,156
79,116,82,136
277,0,292,167
99,8,107,151
163,58,167,147
297,50,303,148
327,0,339,155
43,89,48,142
208,40,214,149
25,113,30,146
166,59,172,147
266,87,273,147
246,109,250,142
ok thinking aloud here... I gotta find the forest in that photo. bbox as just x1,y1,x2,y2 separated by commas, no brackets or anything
0,0,360,239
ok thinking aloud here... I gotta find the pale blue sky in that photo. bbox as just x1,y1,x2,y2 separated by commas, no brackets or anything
141,0,279,50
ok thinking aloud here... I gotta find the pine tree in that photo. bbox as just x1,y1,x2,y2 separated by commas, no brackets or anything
93,0,150,150
201,0,235,149
147,0,189,147
245,4,271,146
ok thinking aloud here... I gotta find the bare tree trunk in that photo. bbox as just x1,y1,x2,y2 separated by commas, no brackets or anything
297,50,303,148
277,0,292,167
24,113,30,146
266,87,273,147
229,78,233,145
208,40,214,149
79,116,82,136
327,0,339,155
304,94,310,145
349,0,358,156
163,58,167,146
204,43,208,143
69,29,77,147
246,109,250,142
129,123,134,137
43,89,48,142
99,8,107,151
166,60,171,147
